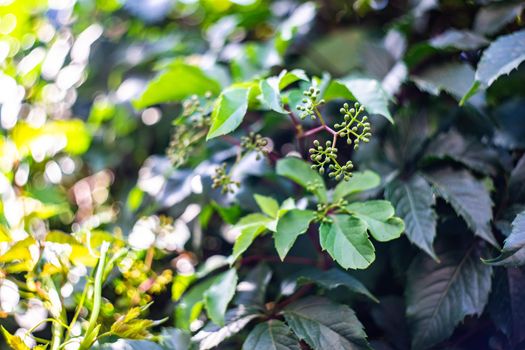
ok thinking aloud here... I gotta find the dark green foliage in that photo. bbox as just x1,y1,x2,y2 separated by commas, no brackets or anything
406,246,493,349
283,297,370,350
1,1,525,350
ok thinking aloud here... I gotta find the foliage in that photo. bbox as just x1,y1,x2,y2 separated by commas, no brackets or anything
1,0,525,349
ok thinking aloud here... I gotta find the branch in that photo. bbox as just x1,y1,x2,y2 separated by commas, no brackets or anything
276,285,313,310
240,255,317,266
301,125,326,138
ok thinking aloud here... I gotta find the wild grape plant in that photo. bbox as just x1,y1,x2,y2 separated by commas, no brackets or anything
3,1,524,349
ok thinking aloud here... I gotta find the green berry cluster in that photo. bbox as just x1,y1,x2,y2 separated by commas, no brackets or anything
309,140,353,181
240,132,269,160
315,198,348,223
334,102,371,150
167,94,212,168
297,87,325,120
212,163,240,194
328,159,354,181
309,140,337,173
166,117,209,168
305,180,324,193
181,92,212,118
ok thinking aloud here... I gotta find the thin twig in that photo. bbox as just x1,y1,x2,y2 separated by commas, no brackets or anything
314,107,327,126
221,134,241,146
276,285,313,309
240,255,316,266
302,125,326,138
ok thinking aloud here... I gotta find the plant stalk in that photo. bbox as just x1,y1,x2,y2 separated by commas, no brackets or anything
78,241,110,350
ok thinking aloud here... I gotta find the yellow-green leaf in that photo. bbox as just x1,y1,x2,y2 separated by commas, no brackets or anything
133,61,221,109
207,85,251,140
1,326,31,350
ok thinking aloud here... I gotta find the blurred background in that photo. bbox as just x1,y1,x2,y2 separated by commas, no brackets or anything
1,0,525,348
0,0,410,246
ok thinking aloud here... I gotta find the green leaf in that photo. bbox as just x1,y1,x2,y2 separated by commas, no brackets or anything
489,267,525,346
425,168,498,247
254,194,280,218
425,129,500,176
133,61,221,109
231,214,273,260
299,29,370,75
333,170,381,201
296,267,378,302
260,77,288,114
81,324,101,350
278,69,309,90
1,326,31,350
346,200,405,242
474,3,525,36
485,211,525,265
501,211,525,252
284,296,370,350
175,277,217,330
319,215,375,270
192,307,259,350
509,155,525,204
276,157,327,202
325,77,392,123
46,231,97,266
172,274,196,302
0,225,10,242
207,85,251,140
0,236,35,264
234,264,272,306
476,29,525,87
274,209,316,260
204,269,238,326
412,62,477,100
110,306,156,340
385,175,438,260
242,320,301,350
159,328,191,350
370,296,410,350
461,30,525,104
279,198,297,212
212,202,242,225
196,256,230,278
485,246,525,267
285,89,305,114
406,247,492,349
259,69,307,114
492,99,525,150
429,29,489,51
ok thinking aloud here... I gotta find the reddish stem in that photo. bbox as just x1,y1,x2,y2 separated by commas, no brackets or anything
324,125,337,136
240,255,316,266
221,134,240,146
301,124,337,139
307,227,330,270
287,110,306,155
288,111,301,130
277,285,313,309
302,125,326,138
266,150,281,166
